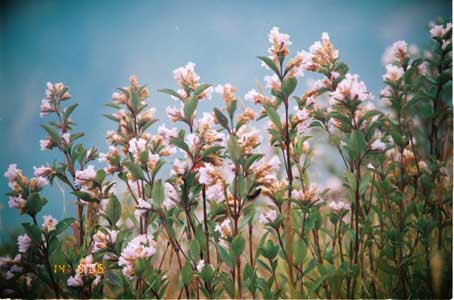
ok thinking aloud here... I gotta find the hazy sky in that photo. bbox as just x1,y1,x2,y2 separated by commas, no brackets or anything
0,0,451,237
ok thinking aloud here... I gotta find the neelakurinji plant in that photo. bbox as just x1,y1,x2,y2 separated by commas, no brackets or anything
0,19,452,299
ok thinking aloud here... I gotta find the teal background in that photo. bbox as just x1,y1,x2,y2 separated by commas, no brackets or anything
0,0,451,240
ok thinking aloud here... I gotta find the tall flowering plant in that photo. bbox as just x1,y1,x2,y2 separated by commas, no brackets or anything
1,20,452,299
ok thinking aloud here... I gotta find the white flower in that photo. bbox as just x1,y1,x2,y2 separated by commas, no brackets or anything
42,215,58,232
93,229,118,252
294,106,310,134
196,260,206,272
32,176,49,189
17,234,32,253
128,138,147,155
40,99,53,118
198,163,217,185
62,133,71,145
264,74,281,91
67,274,83,287
118,234,156,279
383,64,404,82
381,40,408,65
158,124,178,141
185,133,200,152
244,89,263,104
139,108,156,122
8,196,26,210
371,131,386,151
171,158,186,176
40,138,52,150
268,26,292,56
75,165,96,185
135,198,151,218
430,24,445,38
259,210,278,224
329,73,372,103
329,201,350,212
215,219,232,238
33,165,53,177
206,183,225,202
4,164,21,181
172,62,200,89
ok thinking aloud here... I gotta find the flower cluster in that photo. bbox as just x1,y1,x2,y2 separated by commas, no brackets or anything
118,234,157,279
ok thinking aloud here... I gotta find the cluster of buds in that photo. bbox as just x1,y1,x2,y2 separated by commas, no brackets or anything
67,255,102,288
293,106,311,135
40,82,71,118
298,32,339,73
429,22,452,50
329,73,373,105
0,254,24,280
93,228,118,252
172,62,213,100
118,234,157,279
291,183,323,207
250,155,280,191
382,40,410,66
245,89,271,106
215,83,237,106
4,164,49,214
236,126,261,154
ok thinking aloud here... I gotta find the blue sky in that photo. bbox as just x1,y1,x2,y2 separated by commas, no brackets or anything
0,0,451,237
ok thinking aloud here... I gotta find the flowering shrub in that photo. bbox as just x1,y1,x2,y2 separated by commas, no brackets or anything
1,20,452,299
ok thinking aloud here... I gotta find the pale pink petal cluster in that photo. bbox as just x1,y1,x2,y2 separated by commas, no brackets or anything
17,234,32,253
258,209,278,224
118,234,157,279
42,215,58,232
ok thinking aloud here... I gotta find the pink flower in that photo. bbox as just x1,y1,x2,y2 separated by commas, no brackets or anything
264,74,281,91
17,234,32,253
75,165,96,185
42,215,58,232
383,64,404,82
4,164,22,181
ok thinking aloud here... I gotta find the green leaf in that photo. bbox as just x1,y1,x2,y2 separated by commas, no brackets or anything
231,235,245,257
107,195,121,225
193,83,211,97
72,191,98,203
181,261,193,285
63,103,78,120
53,218,75,236
25,193,47,216
201,146,224,159
218,245,234,268
22,223,42,245
130,89,140,111
124,161,145,180
184,95,198,120
158,88,183,100
349,129,366,156
96,169,106,185
152,179,165,207
264,105,282,130
281,76,297,98
227,135,241,162
41,124,61,144
257,56,280,76
214,108,230,131
189,239,201,260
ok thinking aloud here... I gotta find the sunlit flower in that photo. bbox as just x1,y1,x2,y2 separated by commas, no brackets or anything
382,40,408,65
